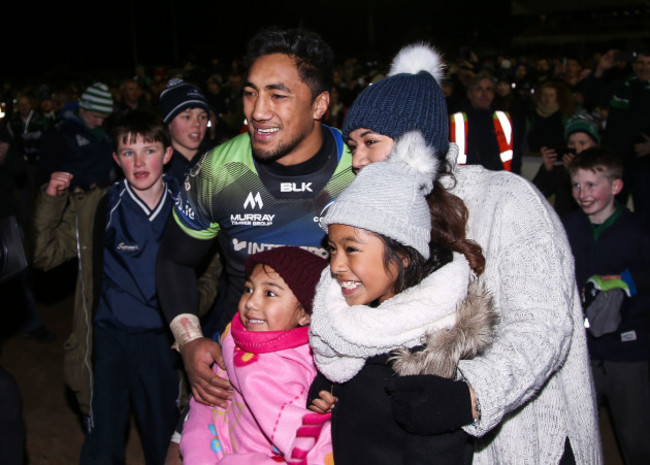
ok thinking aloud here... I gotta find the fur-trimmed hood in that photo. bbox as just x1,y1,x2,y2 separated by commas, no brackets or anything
309,253,498,383
391,279,498,379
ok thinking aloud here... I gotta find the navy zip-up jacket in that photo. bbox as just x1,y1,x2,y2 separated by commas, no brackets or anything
563,207,650,361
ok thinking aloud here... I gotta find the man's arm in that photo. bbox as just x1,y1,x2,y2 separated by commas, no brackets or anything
156,217,231,406
197,248,222,318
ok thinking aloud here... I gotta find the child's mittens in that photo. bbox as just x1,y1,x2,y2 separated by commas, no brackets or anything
385,375,474,435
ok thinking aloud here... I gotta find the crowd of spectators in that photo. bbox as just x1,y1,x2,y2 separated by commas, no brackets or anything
1,34,649,464
2,41,647,339
0,43,642,150
1,41,648,242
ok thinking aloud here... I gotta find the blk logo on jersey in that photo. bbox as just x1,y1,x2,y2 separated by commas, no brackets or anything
243,192,263,209
280,182,313,193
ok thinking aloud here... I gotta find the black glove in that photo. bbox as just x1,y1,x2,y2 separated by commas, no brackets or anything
385,374,474,435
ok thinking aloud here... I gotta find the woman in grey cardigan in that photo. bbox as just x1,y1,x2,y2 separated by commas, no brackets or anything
335,43,601,464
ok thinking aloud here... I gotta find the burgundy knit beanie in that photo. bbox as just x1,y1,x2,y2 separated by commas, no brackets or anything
245,247,328,314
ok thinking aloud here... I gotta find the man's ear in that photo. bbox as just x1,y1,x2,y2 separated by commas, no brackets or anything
313,91,330,121
612,178,623,196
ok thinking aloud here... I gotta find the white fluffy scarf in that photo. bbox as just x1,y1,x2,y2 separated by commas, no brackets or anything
309,253,470,383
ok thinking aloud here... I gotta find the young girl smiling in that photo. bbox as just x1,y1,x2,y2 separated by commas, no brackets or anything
179,246,333,464
309,131,497,465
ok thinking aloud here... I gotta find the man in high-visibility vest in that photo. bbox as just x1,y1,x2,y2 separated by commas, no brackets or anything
450,72,521,173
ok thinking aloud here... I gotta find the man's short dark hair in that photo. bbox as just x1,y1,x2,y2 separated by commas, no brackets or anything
246,27,334,100
111,108,170,149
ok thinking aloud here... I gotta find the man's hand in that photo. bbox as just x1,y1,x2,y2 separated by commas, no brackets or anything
45,172,73,197
180,337,232,407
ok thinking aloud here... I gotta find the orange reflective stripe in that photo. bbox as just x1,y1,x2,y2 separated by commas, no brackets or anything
450,112,468,165
493,111,513,171
452,111,513,169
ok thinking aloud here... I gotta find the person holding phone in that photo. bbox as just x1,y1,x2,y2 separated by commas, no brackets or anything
532,112,601,217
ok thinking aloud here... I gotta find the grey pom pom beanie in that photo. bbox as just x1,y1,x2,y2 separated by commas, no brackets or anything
320,131,438,258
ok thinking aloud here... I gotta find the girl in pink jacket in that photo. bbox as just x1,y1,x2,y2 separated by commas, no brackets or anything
179,246,333,465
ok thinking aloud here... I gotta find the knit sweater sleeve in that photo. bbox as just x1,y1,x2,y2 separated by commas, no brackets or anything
453,170,577,436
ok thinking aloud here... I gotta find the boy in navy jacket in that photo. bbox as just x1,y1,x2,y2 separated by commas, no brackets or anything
562,147,650,464
33,110,219,464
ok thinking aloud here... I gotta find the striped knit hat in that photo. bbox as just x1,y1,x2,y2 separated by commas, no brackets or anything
79,82,114,115
564,112,600,144
159,78,210,124
245,247,328,314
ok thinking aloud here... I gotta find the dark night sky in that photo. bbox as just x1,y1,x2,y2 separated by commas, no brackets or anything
4,1,512,86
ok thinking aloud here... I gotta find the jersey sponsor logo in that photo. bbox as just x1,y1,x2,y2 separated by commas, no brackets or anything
243,192,264,209
116,242,140,252
231,239,329,258
230,213,275,226
175,195,196,220
233,239,247,251
314,199,336,225
280,182,313,193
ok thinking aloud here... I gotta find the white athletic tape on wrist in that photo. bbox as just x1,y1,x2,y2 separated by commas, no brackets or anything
170,314,203,351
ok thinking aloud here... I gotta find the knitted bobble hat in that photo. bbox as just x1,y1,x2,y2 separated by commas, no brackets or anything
564,112,600,144
159,78,210,123
343,43,449,159
320,131,437,258
245,247,328,314
79,82,114,115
